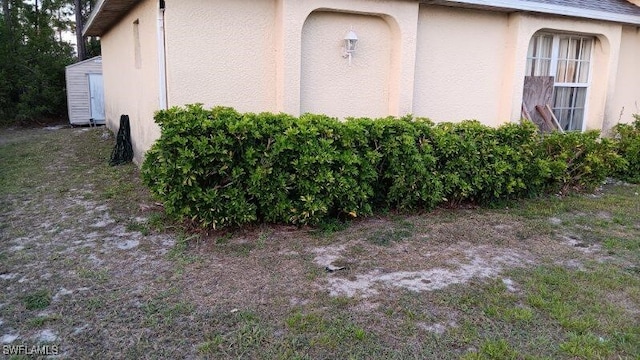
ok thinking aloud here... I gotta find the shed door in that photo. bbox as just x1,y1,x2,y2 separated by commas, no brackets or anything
88,74,105,121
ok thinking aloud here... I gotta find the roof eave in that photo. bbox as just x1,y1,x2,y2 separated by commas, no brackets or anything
84,0,640,37
83,0,140,37
423,0,640,25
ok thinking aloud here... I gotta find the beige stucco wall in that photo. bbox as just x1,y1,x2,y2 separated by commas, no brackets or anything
608,25,640,127
499,13,622,131
163,0,277,113
163,0,419,118
275,0,419,117
413,5,509,126
100,0,160,164
98,0,639,162
414,5,625,131
160,1,636,132
301,11,392,118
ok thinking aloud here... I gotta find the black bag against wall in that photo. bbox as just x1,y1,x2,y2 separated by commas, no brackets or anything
109,115,134,166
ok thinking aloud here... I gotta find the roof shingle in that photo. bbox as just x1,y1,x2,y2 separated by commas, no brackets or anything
524,0,640,16
423,0,640,25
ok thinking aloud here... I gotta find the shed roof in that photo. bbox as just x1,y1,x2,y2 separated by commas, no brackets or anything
84,0,640,36
65,56,102,70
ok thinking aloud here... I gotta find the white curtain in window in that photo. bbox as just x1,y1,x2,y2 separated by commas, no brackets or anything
525,32,593,131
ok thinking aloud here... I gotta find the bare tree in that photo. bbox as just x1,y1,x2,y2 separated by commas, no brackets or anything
2,0,11,32
74,0,85,60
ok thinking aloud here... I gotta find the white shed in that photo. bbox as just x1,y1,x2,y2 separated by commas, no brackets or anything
65,56,105,125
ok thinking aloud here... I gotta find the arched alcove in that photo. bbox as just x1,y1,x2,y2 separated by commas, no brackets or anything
300,11,392,118
522,28,611,131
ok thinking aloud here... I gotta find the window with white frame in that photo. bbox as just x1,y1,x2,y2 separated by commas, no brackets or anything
526,32,593,131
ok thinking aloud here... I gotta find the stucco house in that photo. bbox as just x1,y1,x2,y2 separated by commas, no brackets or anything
84,0,640,163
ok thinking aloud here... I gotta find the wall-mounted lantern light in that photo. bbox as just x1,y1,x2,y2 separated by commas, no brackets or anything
343,29,358,65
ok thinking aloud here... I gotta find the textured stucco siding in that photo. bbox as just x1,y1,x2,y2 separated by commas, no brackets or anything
163,0,277,113
95,0,640,162
300,11,391,118
100,0,160,164
274,0,419,117
413,5,509,126
608,25,640,126
413,5,627,131
499,13,622,131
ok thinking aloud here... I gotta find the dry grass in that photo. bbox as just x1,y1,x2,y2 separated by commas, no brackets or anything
0,126,638,359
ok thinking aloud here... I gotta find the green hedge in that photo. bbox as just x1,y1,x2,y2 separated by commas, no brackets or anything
141,105,626,228
538,130,623,194
613,115,640,183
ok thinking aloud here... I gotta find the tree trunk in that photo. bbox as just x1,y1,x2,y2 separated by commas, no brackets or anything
34,0,38,33
75,0,85,60
2,0,10,32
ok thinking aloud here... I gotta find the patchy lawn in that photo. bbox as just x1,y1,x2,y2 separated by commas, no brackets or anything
0,126,639,359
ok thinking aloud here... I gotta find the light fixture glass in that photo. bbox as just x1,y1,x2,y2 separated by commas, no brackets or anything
343,29,358,65
344,30,358,53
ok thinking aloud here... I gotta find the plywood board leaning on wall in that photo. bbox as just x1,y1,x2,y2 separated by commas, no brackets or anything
522,76,555,132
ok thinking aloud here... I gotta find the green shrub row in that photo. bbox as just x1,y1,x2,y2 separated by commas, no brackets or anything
141,105,629,229
613,114,640,183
